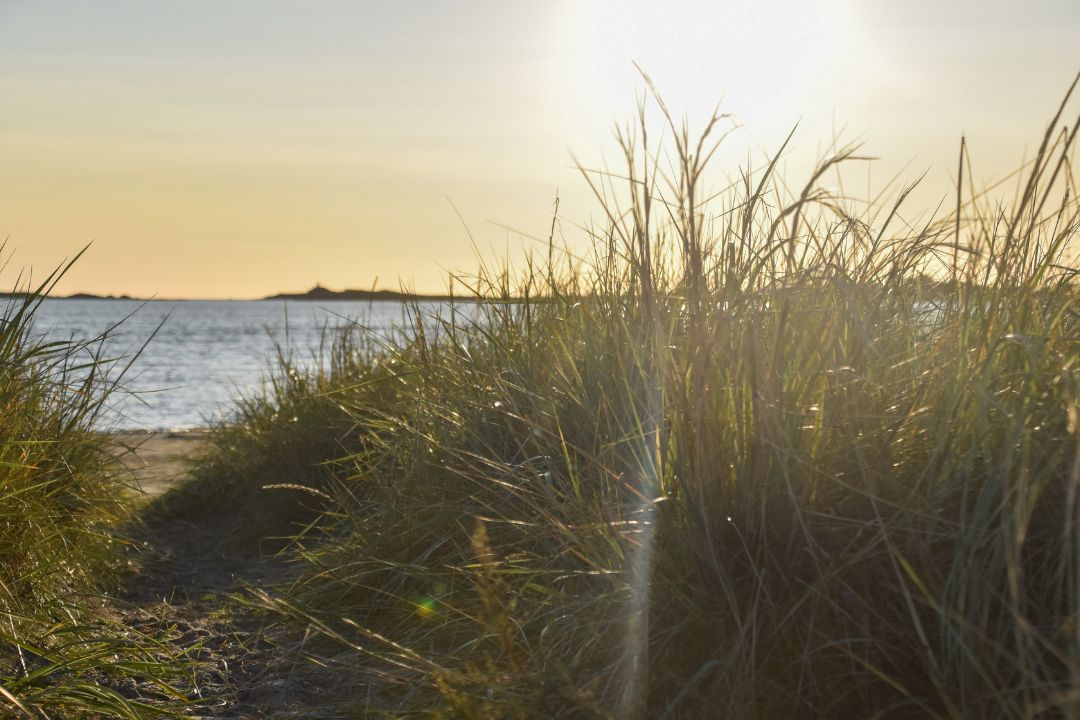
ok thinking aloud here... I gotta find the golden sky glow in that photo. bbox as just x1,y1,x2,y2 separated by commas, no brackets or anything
1,0,1077,298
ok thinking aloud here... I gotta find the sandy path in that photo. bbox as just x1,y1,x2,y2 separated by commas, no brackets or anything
108,431,324,717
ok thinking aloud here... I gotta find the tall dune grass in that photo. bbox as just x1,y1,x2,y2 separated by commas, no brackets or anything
184,76,1080,717
0,255,192,718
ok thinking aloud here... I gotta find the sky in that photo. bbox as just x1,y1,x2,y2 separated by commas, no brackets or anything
1,0,1077,298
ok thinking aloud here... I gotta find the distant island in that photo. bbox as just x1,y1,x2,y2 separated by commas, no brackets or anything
0,291,144,301
64,292,139,300
263,285,453,302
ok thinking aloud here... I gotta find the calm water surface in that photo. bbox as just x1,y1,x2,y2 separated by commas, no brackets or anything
34,299,462,430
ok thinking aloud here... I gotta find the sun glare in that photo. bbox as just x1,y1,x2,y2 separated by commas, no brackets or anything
561,0,849,142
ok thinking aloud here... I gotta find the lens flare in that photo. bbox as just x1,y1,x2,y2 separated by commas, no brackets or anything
415,597,437,619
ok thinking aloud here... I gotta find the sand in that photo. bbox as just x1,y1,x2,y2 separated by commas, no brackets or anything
110,430,210,496
107,429,313,715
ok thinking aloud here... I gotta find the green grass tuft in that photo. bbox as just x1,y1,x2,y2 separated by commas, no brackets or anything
0,251,196,718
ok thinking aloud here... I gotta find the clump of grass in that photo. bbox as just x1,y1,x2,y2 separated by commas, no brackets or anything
149,330,377,548
202,74,1079,717
0,253,194,718
0,263,120,607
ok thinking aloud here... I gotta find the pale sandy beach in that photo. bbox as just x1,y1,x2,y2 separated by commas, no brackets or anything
110,430,209,496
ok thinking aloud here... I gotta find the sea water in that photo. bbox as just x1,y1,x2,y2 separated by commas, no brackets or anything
32,299,462,430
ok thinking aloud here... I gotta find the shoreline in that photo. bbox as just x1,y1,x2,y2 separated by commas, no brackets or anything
109,429,210,497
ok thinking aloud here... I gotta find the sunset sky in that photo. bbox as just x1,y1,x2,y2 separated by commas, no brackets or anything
1,0,1077,298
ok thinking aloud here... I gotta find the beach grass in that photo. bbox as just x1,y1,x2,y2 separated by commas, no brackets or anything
0,254,195,718
5,73,1078,717
161,74,1080,717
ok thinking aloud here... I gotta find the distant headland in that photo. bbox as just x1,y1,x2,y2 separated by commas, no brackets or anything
65,292,140,300
0,291,145,301
263,285,453,302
